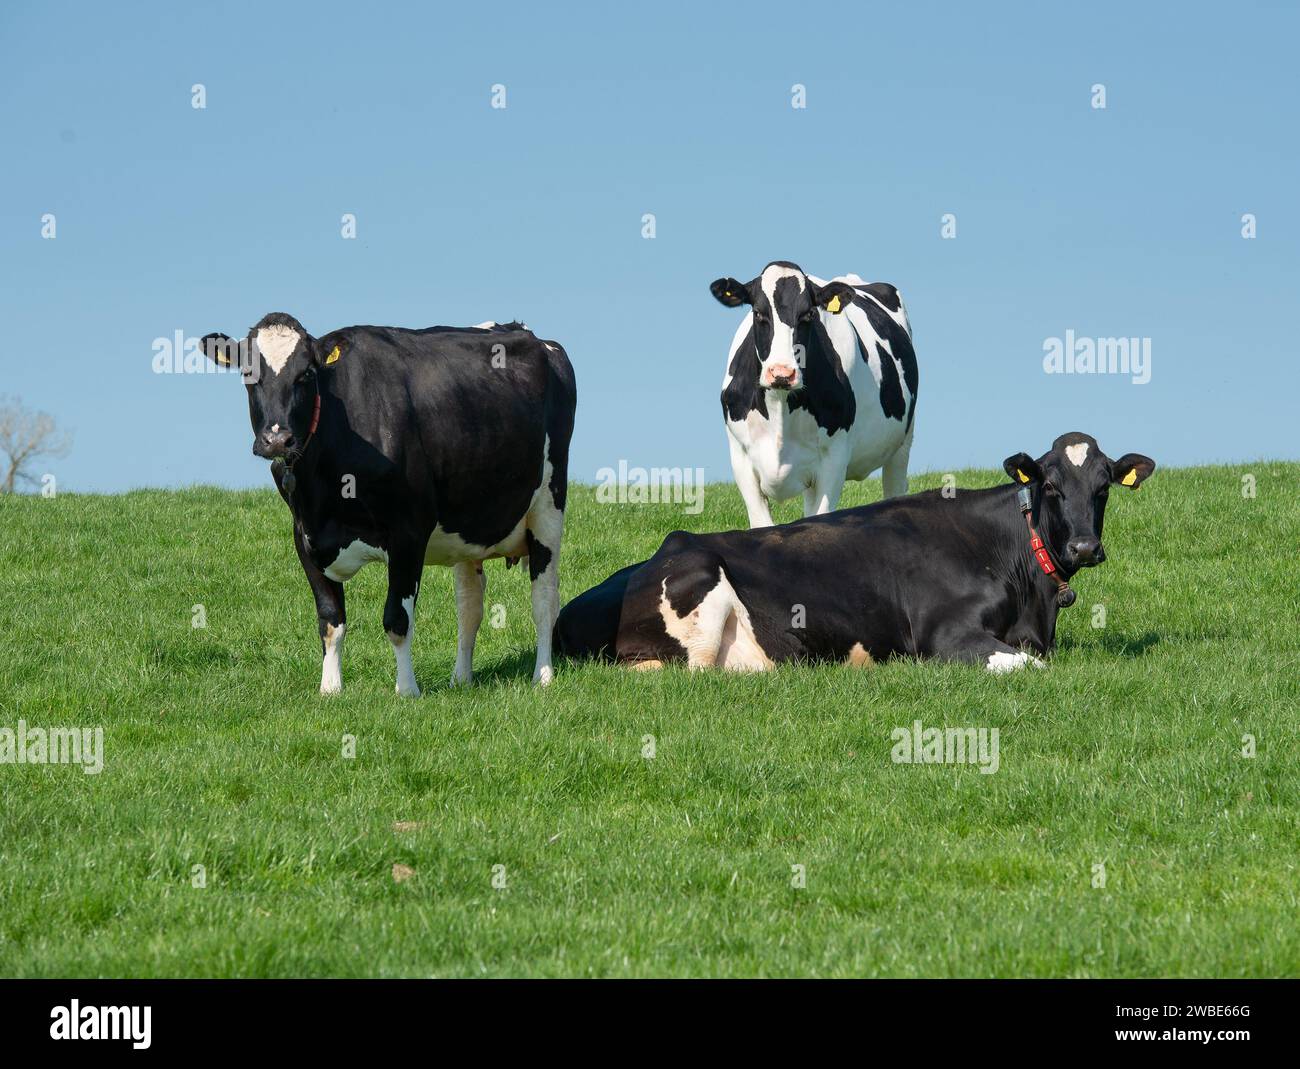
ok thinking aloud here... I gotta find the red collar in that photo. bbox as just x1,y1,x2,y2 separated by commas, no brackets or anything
1016,487,1075,608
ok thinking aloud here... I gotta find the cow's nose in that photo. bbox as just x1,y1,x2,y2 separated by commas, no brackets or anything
765,365,797,388
259,428,295,457
1068,537,1102,565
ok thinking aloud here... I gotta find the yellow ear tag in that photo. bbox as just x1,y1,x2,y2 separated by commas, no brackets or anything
825,295,842,313
1121,468,1138,486
325,346,341,365
1017,469,1030,483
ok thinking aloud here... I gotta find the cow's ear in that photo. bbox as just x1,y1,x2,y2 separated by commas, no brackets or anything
1003,453,1044,485
814,281,855,315
314,340,342,368
200,333,240,368
1111,453,1156,489
710,278,750,308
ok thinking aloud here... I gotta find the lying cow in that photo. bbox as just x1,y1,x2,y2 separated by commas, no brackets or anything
201,313,576,695
712,261,918,528
555,433,1153,672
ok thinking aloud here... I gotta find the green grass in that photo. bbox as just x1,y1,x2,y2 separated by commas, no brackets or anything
0,464,1296,977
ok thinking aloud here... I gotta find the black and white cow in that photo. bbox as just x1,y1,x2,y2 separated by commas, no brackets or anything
201,313,576,695
555,433,1154,673
711,261,918,527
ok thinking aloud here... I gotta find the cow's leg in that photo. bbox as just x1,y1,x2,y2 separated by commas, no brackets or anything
526,497,564,686
676,574,732,669
931,626,1045,673
809,470,846,515
294,526,347,695
809,443,850,515
729,437,774,528
648,549,742,670
451,561,485,686
882,425,914,499
383,549,424,697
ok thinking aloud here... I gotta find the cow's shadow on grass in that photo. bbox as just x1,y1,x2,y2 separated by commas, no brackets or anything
455,630,1175,684
456,649,542,687
1057,630,1161,658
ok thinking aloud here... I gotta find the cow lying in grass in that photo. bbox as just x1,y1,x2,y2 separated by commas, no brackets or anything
555,432,1154,673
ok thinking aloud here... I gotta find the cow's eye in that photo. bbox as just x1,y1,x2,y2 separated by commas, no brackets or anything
1043,482,1060,498
798,309,816,323
753,311,768,324
295,368,315,386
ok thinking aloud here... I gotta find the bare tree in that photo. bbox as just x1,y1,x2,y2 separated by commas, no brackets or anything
0,396,72,494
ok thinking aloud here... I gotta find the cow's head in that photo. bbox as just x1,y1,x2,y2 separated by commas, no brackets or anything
710,262,856,391
1003,432,1155,572
201,313,322,461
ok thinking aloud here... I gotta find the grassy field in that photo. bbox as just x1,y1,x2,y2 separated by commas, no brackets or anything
0,464,1296,977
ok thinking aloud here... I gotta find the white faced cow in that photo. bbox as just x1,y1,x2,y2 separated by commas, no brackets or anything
201,314,576,696
711,261,918,528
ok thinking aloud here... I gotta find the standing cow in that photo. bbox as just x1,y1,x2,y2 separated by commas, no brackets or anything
711,261,918,527
555,433,1154,673
201,313,576,696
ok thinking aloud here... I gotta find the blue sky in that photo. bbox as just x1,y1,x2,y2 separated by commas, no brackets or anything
2,1,1296,492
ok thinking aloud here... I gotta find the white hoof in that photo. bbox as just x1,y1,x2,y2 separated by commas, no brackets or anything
985,650,1044,674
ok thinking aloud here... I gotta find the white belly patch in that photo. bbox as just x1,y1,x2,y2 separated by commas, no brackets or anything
325,539,388,581
423,513,530,566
